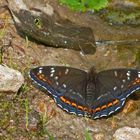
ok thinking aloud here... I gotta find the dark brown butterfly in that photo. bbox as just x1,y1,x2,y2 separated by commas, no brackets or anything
29,66,140,119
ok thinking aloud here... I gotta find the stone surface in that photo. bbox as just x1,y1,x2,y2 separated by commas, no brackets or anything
0,65,24,92
7,0,96,54
0,0,140,139
113,126,140,140
7,0,140,54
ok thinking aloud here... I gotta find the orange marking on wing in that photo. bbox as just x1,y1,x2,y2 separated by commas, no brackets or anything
60,96,72,106
37,73,45,79
60,96,91,113
46,79,52,85
92,109,95,113
127,78,140,88
127,84,131,88
132,82,137,85
59,96,119,114
108,102,113,107
37,73,40,76
88,109,92,114
113,99,119,105
42,78,47,82
135,78,140,83
35,73,52,84
65,100,71,105
93,99,119,113
60,96,66,102
38,75,43,80
71,102,77,108
95,107,101,113
77,105,84,110
101,105,107,110
84,107,88,112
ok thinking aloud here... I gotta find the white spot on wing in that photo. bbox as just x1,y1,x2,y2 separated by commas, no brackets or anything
114,86,117,91
126,71,131,76
138,72,140,78
122,79,126,83
50,73,53,77
64,40,67,44
114,71,118,77
39,67,43,70
51,69,55,73
56,81,59,85
127,76,130,80
51,67,54,70
54,76,58,80
121,85,124,88
65,68,69,75
39,69,42,73
63,84,66,88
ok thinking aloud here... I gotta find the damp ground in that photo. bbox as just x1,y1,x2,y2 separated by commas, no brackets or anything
0,0,140,140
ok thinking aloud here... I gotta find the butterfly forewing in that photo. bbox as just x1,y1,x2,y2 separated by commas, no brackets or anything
97,69,140,99
30,66,88,107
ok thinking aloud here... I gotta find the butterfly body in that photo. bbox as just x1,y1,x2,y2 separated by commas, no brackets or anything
29,66,140,119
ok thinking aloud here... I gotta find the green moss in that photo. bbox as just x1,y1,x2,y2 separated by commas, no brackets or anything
37,114,54,139
102,9,140,25
59,0,108,11
117,45,140,67
135,48,140,66
85,129,92,140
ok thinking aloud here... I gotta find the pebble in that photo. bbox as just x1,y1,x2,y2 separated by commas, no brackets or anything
113,126,140,140
0,65,24,92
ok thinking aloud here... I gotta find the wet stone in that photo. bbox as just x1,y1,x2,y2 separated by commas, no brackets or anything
0,65,24,92
113,126,140,140
7,0,96,54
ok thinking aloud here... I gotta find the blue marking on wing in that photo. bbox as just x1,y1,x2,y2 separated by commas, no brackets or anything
118,85,140,101
29,70,63,97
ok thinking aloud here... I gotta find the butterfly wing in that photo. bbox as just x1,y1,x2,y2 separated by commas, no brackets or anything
29,66,89,115
91,69,140,119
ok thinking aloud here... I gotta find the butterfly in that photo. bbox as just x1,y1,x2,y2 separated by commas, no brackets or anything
29,66,140,119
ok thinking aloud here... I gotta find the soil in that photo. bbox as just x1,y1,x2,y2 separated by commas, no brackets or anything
0,0,140,140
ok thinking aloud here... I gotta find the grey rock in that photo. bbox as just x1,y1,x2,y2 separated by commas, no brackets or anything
113,126,140,140
6,0,96,54
94,133,104,140
0,65,24,92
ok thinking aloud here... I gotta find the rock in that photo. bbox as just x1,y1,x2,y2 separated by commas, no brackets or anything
0,65,24,92
6,0,96,54
109,0,140,8
113,126,140,140
7,0,140,48
94,133,104,140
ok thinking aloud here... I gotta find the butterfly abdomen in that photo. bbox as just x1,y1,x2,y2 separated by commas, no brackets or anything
86,82,96,107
